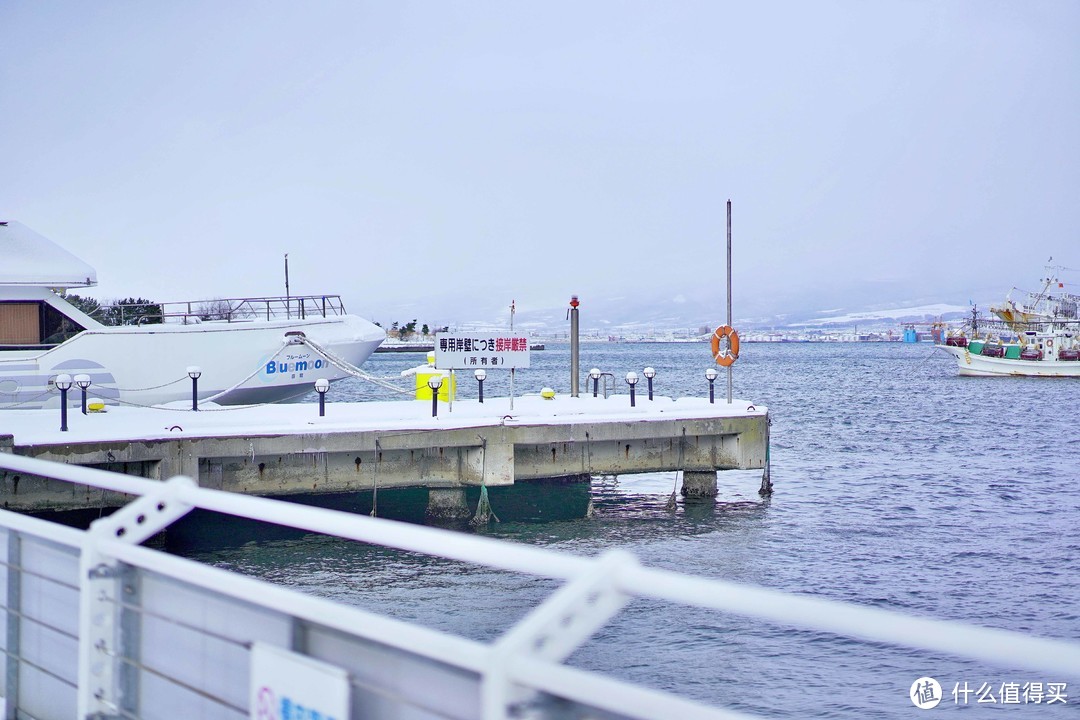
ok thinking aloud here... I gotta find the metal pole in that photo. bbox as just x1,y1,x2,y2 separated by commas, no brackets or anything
726,199,733,404
509,301,516,411
570,296,580,397
285,253,291,319
60,388,69,432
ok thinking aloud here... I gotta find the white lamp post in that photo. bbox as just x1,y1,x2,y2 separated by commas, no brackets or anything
625,371,639,407
428,375,443,417
74,373,92,414
474,368,487,403
55,374,73,431
642,367,656,401
314,378,330,416
705,367,718,404
187,366,202,411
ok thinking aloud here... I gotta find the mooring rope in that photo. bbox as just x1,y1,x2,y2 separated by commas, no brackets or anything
299,337,412,395
471,436,500,525
667,428,687,510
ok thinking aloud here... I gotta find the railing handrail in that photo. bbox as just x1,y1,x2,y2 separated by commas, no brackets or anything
2,452,1079,719
95,294,348,324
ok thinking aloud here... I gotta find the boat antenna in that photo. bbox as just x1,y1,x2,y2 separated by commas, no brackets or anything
285,253,291,319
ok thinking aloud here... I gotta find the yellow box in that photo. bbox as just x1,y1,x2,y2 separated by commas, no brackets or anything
415,370,456,402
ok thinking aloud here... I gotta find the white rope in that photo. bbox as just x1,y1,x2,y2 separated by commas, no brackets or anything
299,337,412,395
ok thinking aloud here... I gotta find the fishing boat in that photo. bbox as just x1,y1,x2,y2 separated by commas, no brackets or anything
0,221,385,409
937,268,1080,377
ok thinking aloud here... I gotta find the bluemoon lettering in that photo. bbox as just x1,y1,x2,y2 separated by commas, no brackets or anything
265,358,324,375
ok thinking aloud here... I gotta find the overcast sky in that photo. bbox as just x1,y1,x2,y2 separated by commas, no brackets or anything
2,2,1077,326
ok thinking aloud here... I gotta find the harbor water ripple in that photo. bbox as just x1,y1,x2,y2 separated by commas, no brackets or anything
187,342,1080,717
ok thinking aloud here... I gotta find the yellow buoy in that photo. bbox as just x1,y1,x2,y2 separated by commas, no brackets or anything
88,400,106,413
540,387,555,400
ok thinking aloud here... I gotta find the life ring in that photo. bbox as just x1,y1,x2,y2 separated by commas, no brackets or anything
1048,338,1054,347
710,325,740,367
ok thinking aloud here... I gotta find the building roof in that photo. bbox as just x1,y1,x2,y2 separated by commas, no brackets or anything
0,221,97,288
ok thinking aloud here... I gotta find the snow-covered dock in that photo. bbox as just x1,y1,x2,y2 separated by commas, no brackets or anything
0,394,769,513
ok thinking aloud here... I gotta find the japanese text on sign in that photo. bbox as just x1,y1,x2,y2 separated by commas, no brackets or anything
434,334,531,369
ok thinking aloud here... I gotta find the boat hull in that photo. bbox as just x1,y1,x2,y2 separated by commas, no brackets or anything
936,345,1080,377
1,315,384,409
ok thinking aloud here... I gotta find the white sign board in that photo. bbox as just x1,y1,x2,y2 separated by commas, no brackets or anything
250,643,349,720
435,333,531,369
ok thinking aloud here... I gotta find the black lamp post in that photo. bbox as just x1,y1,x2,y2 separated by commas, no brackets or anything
74,373,91,414
55,374,72,432
589,367,601,398
705,367,718,404
474,368,486,403
187,366,202,411
625,371,638,407
428,375,443,417
315,378,330,416
642,367,655,401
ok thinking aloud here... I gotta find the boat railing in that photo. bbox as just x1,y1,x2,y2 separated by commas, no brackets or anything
98,294,349,325
1,452,1078,719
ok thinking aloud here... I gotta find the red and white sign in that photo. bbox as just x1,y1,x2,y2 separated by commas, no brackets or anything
435,333,531,369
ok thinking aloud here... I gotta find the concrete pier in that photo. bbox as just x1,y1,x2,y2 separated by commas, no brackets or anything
0,394,769,513
425,487,472,521
681,470,718,500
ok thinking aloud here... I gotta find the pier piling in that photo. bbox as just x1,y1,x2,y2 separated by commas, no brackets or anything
681,470,719,500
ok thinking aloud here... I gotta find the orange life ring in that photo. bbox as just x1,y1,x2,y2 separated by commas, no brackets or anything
711,325,740,367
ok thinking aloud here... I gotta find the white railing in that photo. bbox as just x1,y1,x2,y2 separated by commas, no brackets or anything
0,452,1078,719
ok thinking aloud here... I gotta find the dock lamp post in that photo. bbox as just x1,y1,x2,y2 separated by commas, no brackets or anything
74,374,91,414
625,372,638,407
314,378,330,416
590,368,601,397
187,366,201,411
428,375,443,417
705,367,718,404
55,374,72,432
474,368,486,403
642,367,655,401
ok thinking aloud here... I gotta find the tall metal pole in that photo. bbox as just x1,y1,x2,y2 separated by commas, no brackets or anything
726,199,733,404
569,295,580,397
509,299,515,411
285,253,291,319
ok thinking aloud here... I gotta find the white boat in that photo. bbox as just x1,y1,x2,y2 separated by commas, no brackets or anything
937,271,1080,377
0,221,385,409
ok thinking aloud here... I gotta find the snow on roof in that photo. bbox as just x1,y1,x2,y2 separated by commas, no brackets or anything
0,221,97,288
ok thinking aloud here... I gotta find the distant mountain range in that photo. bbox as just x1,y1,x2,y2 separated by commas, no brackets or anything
416,292,977,337
362,266,1060,337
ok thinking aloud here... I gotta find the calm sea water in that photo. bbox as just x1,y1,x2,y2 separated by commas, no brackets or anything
186,342,1080,717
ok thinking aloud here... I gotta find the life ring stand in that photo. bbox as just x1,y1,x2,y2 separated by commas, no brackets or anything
710,325,740,367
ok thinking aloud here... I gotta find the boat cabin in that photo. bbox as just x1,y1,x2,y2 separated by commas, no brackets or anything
0,220,100,350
